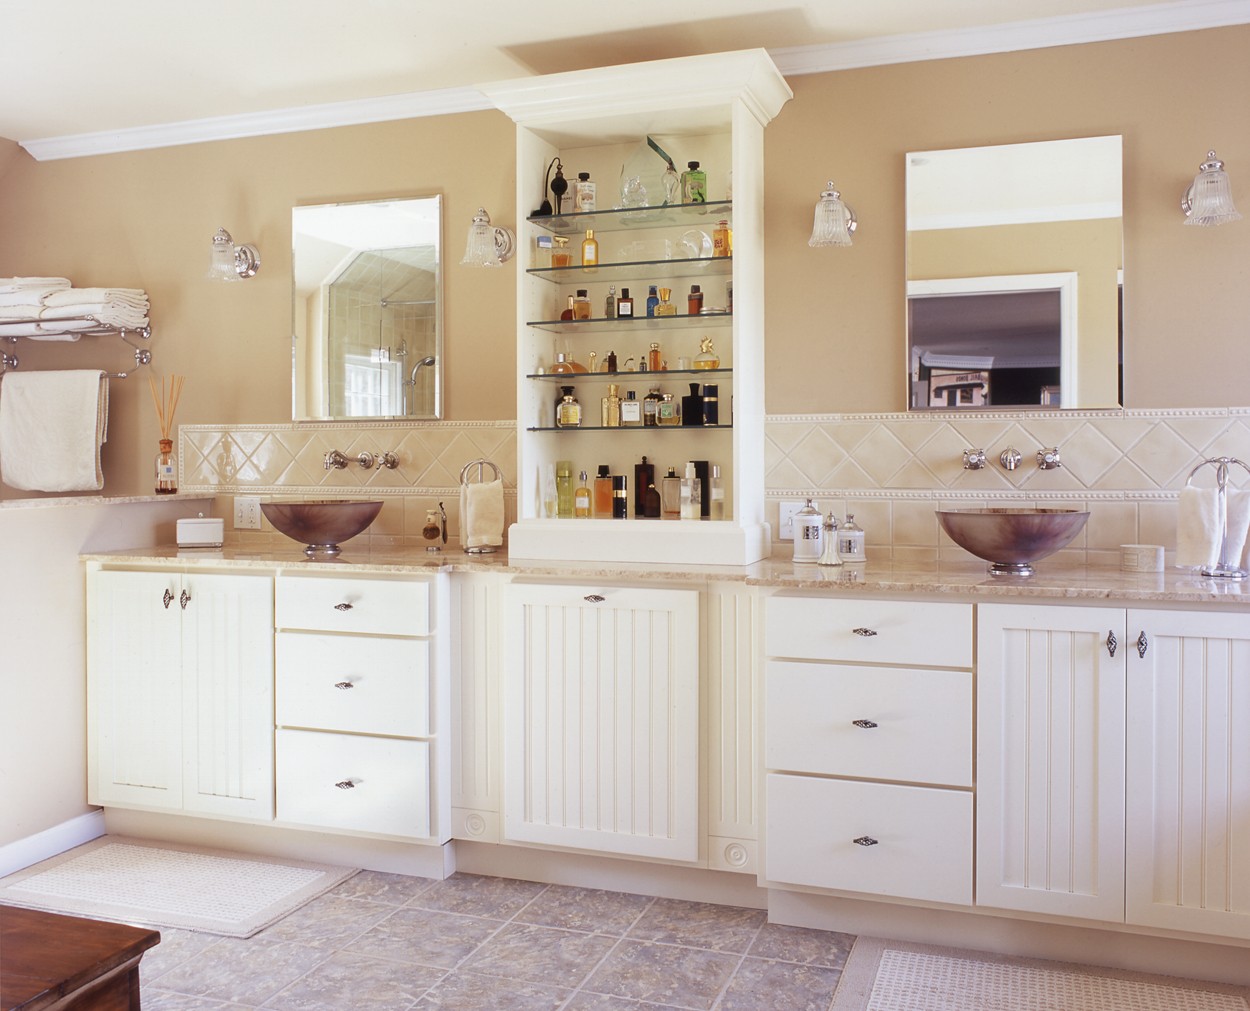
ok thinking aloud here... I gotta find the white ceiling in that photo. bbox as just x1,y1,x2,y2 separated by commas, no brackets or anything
3,0,1248,148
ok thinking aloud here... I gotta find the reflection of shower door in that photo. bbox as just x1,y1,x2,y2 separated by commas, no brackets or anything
343,354,402,417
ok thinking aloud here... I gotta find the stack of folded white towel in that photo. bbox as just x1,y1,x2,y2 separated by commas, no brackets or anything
0,277,149,340
1177,484,1250,570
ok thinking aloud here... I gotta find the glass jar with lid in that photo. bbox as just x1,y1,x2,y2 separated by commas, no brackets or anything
837,514,867,562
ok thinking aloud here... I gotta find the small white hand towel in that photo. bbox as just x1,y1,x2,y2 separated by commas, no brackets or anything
42,287,148,309
0,321,82,340
0,277,71,294
0,304,43,319
1176,485,1250,568
0,370,109,492
0,289,64,307
1229,489,1250,569
460,478,504,549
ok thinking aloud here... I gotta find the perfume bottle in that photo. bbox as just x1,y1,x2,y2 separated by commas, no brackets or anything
838,514,867,562
617,287,634,318
661,467,681,518
559,295,574,321
556,460,574,518
541,463,558,519
708,464,725,520
574,172,596,213
687,285,703,315
712,219,732,257
611,475,628,519
551,236,572,268
681,161,707,203
601,383,622,427
555,386,581,428
572,289,591,320
818,513,843,566
662,161,680,205
620,390,642,427
648,341,663,371
655,288,676,316
793,499,823,564
657,392,680,426
581,229,599,268
604,285,617,319
643,482,662,518
694,335,720,369
593,465,613,517
646,285,659,317
550,352,575,374
681,382,703,427
634,455,655,515
574,471,592,517
679,462,702,520
155,438,177,494
701,384,719,426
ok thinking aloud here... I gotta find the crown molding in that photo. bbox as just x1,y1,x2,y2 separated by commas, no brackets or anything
20,0,1250,161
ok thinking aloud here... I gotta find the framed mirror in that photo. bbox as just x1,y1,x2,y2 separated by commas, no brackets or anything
906,136,1122,410
293,195,443,420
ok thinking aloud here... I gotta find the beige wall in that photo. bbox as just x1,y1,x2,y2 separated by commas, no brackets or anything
1,26,1248,497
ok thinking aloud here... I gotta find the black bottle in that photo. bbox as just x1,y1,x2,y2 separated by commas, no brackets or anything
634,455,655,517
611,475,629,519
701,384,719,426
681,382,703,426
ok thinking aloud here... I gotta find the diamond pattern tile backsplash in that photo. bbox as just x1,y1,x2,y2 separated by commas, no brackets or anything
182,408,1250,563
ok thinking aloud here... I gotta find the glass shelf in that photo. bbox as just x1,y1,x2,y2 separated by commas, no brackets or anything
527,424,733,433
528,367,731,381
527,313,731,335
528,256,732,285
529,200,732,235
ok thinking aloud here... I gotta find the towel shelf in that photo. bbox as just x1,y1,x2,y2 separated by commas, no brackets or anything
0,322,152,379
1184,456,1250,579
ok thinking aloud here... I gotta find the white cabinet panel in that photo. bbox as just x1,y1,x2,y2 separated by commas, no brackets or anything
976,602,1125,921
275,574,428,636
503,583,699,862
766,773,972,906
1126,608,1250,939
766,660,972,787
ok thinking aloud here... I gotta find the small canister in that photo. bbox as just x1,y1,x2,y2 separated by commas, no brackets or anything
793,499,823,564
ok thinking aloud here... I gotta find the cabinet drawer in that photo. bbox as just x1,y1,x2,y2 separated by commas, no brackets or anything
765,596,971,667
766,660,971,787
765,773,972,906
275,575,429,636
276,729,430,839
276,633,429,738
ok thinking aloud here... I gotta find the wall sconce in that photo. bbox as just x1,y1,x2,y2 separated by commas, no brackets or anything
461,208,516,267
1181,151,1242,226
206,227,261,281
808,181,857,247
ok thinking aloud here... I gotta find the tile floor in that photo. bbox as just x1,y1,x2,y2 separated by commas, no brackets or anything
140,871,855,1011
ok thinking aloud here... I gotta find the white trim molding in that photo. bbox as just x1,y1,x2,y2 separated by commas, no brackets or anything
0,810,106,878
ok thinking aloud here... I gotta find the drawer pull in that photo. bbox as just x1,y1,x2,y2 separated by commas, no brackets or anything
1136,631,1148,658
853,835,879,847
584,594,606,603
334,779,356,790
334,602,354,611
851,627,878,637
179,589,191,610
333,681,355,690
162,588,174,609
1106,630,1117,657
852,719,878,729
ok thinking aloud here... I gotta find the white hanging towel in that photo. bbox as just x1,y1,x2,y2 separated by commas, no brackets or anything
460,478,504,549
0,370,109,492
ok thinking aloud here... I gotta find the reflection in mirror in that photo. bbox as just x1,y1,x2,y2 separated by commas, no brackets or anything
293,195,442,420
906,137,1122,410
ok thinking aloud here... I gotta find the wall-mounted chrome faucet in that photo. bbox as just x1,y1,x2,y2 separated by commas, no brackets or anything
1036,447,1062,470
326,449,401,470
962,449,987,470
324,449,349,470
999,447,1022,471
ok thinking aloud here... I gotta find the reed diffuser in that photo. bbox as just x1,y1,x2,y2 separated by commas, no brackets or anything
149,374,185,494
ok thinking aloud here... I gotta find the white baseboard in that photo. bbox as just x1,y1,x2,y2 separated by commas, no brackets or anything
0,810,106,878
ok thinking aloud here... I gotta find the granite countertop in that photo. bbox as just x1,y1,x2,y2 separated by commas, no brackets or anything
80,544,1250,606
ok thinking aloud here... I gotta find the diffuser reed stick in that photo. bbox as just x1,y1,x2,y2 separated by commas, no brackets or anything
148,374,185,440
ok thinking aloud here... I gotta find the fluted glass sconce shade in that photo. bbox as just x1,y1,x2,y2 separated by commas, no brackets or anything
808,181,857,247
1182,151,1241,226
461,207,516,267
206,227,261,281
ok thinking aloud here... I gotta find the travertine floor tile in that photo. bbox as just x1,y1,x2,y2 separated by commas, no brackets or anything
515,884,654,934
460,922,617,988
413,970,572,1010
343,907,501,969
258,894,395,948
329,869,436,905
627,898,766,953
408,872,548,918
150,936,327,1005
716,956,843,1010
748,923,855,967
583,938,741,1009
264,949,443,1011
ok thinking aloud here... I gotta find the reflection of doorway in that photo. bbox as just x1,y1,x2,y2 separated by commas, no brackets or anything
907,272,1077,408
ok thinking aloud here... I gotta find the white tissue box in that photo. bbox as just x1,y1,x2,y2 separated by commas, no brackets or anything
177,517,224,548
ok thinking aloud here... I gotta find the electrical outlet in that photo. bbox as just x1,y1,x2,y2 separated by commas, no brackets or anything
233,495,262,530
778,501,804,541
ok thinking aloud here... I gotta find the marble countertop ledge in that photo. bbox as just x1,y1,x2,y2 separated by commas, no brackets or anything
80,544,1250,606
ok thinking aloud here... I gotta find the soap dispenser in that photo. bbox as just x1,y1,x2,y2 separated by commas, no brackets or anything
837,513,867,562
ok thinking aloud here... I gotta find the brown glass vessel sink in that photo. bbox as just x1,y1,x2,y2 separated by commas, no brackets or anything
937,507,1089,576
260,499,383,557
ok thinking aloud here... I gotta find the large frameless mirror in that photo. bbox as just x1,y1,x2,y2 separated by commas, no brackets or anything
292,195,443,420
906,136,1123,410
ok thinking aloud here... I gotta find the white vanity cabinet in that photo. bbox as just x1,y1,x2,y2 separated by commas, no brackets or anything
762,594,975,906
502,581,700,862
273,573,449,843
86,566,274,820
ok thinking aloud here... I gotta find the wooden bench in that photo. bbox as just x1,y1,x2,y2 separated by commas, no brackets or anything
1,905,160,1010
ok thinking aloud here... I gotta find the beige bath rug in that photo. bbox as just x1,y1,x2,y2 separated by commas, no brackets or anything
831,936,1250,1011
0,835,357,937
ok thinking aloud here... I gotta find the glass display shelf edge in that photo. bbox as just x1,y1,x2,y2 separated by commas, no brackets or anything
529,200,732,235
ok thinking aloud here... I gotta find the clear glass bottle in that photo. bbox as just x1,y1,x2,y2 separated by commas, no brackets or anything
694,335,720,369
581,229,599,268
604,285,617,319
662,162,681,205
657,392,680,426
620,390,642,427
574,471,591,518
556,460,574,519
793,499,823,564
708,464,725,520
643,387,663,426
661,467,681,518
551,236,572,268
617,287,634,318
646,285,659,317
601,383,622,427
838,513,867,562
818,513,843,566
555,387,581,428
648,341,663,371
593,465,612,517
655,288,676,316
541,463,558,518
550,352,575,374
574,172,596,213
680,462,702,520
687,284,703,315
572,289,592,320
155,438,177,494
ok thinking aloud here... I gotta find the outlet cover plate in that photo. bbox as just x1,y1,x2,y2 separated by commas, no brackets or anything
778,501,804,541
234,495,262,530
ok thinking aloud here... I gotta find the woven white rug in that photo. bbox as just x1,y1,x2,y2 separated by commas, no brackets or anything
0,836,357,937
832,938,1250,1011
